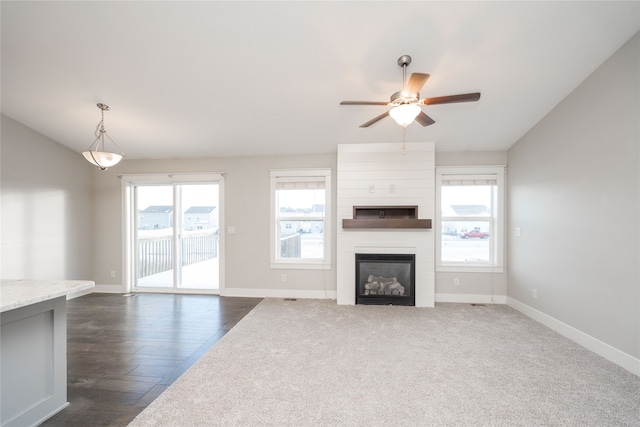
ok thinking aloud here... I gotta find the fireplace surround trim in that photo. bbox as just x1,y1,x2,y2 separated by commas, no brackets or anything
355,253,416,306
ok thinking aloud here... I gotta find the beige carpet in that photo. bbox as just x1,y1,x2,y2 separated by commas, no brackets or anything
129,299,640,426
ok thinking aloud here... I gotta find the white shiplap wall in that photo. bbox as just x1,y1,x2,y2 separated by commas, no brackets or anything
336,142,435,307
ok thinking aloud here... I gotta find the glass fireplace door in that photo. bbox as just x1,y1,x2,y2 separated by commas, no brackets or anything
355,253,415,306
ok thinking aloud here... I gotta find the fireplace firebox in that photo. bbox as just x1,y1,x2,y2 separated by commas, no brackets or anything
355,254,415,306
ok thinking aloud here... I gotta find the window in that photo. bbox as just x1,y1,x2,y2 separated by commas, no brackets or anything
436,166,505,272
270,169,331,269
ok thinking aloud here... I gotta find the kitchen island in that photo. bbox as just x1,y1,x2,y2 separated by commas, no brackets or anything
0,279,94,427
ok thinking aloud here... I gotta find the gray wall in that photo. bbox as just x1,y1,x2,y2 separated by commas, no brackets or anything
92,155,337,294
507,33,639,358
1,115,93,280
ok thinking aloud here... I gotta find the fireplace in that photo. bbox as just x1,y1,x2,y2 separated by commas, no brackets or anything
355,253,415,306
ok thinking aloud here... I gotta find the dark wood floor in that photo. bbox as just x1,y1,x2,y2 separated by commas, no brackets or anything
41,293,262,427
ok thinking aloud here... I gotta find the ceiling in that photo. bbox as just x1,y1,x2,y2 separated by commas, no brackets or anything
2,1,639,160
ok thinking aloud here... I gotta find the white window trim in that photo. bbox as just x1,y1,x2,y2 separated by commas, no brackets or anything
120,172,226,292
119,172,225,183
270,168,332,270
436,165,505,273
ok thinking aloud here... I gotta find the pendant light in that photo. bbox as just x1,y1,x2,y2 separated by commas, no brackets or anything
82,103,124,170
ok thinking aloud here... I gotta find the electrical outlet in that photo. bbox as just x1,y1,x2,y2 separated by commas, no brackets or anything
532,289,537,300
281,274,287,282
110,270,116,278
515,227,522,237
453,278,460,286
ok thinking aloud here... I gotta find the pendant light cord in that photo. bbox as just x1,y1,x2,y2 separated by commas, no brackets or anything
90,104,124,155
95,108,106,151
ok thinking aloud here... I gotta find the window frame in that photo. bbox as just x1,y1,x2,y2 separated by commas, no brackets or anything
269,169,332,270
435,166,505,273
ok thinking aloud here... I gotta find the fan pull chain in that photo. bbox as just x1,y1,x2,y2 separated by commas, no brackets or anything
402,127,407,155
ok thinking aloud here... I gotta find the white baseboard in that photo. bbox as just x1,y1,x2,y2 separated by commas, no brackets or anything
507,297,639,377
66,288,94,300
221,287,336,300
436,293,507,304
82,285,337,301
92,284,125,294
68,284,123,299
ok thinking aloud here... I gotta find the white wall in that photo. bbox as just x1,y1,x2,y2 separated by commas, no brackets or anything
434,151,508,303
1,115,93,280
91,154,337,298
507,33,639,369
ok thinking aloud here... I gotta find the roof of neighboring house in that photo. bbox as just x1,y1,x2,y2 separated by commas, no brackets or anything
141,205,173,214
450,205,490,216
280,207,298,213
184,206,216,214
280,205,325,215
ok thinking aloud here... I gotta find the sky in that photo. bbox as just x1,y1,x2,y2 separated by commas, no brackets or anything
136,184,219,211
277,189,325,210
442,185,493,211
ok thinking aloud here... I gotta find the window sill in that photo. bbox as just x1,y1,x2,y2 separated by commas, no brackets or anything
271,262,331,270
436,265,504,274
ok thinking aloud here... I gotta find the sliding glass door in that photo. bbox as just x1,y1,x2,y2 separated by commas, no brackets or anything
136,185,174,288
134,182,220,292
178,184,219,289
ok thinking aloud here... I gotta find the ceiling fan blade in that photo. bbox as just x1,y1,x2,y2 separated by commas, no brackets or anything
360,111,390,127
340,101,389,106
415,111,435,127
407,73,430,95
423,92,481,105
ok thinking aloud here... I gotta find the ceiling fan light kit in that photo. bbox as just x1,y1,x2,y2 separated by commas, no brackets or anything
340,55,481,128
389,104,421,127
82,103,125,171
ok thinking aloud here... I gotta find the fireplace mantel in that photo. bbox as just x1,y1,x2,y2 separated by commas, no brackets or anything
342,206,432,229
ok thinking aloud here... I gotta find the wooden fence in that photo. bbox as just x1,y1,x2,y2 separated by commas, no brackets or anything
280,233,301,258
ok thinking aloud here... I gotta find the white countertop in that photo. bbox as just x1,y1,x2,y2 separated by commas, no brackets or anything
0,279,95,312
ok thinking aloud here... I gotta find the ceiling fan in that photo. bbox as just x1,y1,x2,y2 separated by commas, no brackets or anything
340,55,481,128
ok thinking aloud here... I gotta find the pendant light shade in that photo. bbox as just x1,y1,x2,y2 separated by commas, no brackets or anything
389,104,421,127
83,103,124,170
82,150,123,169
